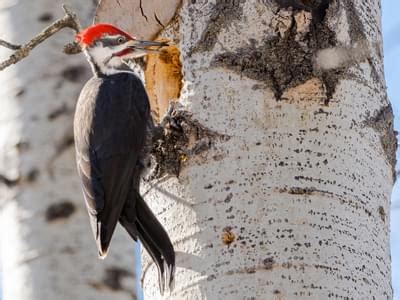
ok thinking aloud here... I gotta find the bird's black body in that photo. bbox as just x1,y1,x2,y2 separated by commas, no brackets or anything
74,72,175,293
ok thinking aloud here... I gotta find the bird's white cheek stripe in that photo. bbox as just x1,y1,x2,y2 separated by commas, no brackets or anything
87,46,134,75
89,46,112,65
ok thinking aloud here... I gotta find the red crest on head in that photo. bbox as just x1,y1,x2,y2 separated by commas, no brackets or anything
75,23,134,47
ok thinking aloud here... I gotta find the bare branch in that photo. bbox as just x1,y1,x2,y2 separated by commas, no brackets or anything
63,42,82,55
0,4,82,71
0,40,21,50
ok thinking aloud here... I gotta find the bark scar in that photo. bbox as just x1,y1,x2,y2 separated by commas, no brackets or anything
212,3,338,102
148,103,230,179
211,1,371,104
190,0,244,55
362,105,397,181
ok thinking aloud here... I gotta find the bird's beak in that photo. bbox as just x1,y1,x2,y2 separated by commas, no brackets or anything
126,39,169,53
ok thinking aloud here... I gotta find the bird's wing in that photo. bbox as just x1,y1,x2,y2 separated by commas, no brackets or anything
74,74,150,257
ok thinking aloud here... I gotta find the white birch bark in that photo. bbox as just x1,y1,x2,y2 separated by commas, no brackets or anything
136,0,394,299
0,1,137,299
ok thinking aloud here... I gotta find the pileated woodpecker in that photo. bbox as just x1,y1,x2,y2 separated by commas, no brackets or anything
73,24,174,293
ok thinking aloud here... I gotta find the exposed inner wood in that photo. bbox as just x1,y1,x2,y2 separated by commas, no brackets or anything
144,44,183,121
95,0,182,40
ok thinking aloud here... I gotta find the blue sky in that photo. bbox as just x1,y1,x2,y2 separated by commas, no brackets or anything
382,0,400,300
0,2,399,299
383,0,400,298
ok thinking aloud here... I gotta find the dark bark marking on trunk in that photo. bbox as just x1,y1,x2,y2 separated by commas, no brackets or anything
213,35,312,100
280,186,317,195
320,70,341,104
45,200,76,221
48,103,71,120
211,0,375,105
224,192,233,203
15,88,26,97
103,267,133,290
343,0,365,43
342,0,383,90
378,206,386,222
61,65,87,83
149,103,230,179
38,13,54,23
212,1,343,102
363,105,397,182
89,267,135,299
263,257,275,270
47,132,74,179
276,0,330,23
0,174,20,187
0,168,39,187
189,0,244,54
16,141,30,152
26,168,40,182
55,133,74,154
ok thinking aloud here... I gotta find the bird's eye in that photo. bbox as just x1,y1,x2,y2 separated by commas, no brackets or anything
117,37,125,44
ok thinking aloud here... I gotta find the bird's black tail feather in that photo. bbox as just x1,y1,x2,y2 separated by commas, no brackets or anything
120,192,175,294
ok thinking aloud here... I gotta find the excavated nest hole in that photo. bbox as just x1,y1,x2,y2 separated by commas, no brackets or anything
144,42,183,122
143,42,229,179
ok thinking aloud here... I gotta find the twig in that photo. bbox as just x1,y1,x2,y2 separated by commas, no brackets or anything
0,4,82,71
0,40,21,50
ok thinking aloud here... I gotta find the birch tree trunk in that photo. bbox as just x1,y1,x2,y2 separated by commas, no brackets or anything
0,1,137,299
102,0,394,299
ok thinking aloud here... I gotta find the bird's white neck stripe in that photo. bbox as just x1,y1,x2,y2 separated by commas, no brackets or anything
102,68,135,75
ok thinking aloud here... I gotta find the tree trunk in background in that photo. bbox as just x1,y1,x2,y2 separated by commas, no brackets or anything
0,1,137,299
132,0,395,299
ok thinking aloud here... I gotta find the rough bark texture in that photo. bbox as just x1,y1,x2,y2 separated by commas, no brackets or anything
99,0,395,299
0,1,137,299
